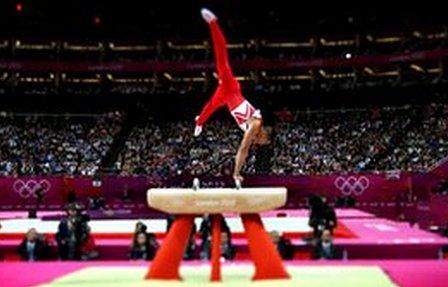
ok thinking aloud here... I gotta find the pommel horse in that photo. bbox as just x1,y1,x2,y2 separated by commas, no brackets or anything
145,185,290,282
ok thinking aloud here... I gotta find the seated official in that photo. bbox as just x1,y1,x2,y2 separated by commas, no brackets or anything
313,229,335,260
17,228,49,261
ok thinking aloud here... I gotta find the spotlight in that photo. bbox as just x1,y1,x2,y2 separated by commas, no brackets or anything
16,2,23,13
344,53,352,59
93,16,102,26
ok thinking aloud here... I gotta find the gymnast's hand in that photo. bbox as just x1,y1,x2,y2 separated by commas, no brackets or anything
233,173,244,189
194,116,202,137
194,125,202,137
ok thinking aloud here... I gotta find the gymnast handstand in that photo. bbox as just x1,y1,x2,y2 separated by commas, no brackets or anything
194,8,271,185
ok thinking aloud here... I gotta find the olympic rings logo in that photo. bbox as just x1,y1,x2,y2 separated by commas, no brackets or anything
334,176,370,196
13,179,51,199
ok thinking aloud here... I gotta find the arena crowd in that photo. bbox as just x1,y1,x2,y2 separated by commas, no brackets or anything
1,104,448,177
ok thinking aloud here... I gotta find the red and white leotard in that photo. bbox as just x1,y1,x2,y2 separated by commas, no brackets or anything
196,20,261,132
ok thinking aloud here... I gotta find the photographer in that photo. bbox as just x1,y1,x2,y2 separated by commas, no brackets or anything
308,196,337,238
56,203,91,260
322,198,337,234
308,195,325,238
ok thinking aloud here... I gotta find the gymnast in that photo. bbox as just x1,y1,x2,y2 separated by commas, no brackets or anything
194,8,271,185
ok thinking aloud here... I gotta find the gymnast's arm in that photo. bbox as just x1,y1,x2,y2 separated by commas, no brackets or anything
233,118,262,181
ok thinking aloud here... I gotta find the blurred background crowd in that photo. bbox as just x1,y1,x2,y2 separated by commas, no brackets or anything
2,103,448,177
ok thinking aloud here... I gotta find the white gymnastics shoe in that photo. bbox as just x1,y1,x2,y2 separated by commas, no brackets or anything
201,8,217,23
194,125,203,137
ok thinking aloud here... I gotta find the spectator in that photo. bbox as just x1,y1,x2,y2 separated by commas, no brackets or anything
130,221,159,260
200,231,235,261
219,232,235,261
2,103,448,177
129,232,158,260
269,230,293,260
80,227,99,260
199,215,232,260
0,112,123,176
134,221,148,235
184,223,198,260
313,229,335,260
113,103,448,176
17,228,49,261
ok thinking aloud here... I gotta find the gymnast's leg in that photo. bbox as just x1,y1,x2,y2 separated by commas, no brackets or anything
201,8,234,80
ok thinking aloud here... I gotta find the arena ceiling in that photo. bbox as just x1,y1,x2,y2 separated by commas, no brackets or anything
0,1,446,39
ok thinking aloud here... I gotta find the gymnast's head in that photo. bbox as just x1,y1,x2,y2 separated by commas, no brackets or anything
250,117,272,146
256,125,272,146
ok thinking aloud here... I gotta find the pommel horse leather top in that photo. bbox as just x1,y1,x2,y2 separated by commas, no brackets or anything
147,187,287,214
145,186,290,282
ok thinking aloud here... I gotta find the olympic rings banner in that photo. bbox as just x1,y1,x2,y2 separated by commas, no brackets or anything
0,176,153,210
227,174,413,209
0,173,437,210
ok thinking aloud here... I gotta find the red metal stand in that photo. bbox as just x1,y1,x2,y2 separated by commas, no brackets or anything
210,214,222,282
146,213,289,281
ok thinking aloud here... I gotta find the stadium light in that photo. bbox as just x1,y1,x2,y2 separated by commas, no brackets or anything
16,2,23,13
93,16,102,26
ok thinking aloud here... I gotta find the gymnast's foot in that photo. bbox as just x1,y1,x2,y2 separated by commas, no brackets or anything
201,8,217,23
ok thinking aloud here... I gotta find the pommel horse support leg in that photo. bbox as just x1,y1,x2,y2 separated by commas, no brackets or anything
145,215,195,280
146,187,290,282
210,214,222,281
242,213,290,280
